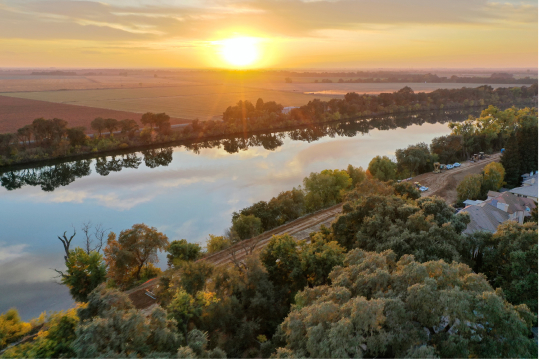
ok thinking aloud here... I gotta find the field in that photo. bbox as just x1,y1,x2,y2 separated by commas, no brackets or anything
1,84,339,121
0,95,190,134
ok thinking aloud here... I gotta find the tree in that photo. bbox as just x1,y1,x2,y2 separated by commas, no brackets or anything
206,234,231,254
260,234,305,296
456,174,483,201
167,289,218,334
167,239,202,267
141,112,156,129
119,119,139,138
0,308,31,350
501,133,521,187
395,142,433,176
173,261,214,295
104,224,169,288
90,117,106,138
73,285,180,358
154,113,171,135
299,233,345,287
392,181,421,200
103,118,119,136
331,194,469,263
61,248,107,302
231,214,263,240
430,135,463,164
16,125,33,146
345,164,366,187
303,169,352,212
1,309,77,358
276,249,536,358
66,127,86,147
481,162,505,195
367,155,396,181
469,221,538,315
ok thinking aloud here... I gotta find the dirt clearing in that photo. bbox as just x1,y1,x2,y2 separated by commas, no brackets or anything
413,153,502,204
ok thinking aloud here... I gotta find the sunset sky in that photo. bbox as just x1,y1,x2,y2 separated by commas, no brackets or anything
0,0,537,69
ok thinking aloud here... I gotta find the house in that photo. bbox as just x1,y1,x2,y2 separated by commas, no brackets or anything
508,172,538,202
460,192,536,235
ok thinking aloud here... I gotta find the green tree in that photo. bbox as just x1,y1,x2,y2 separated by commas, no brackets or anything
104,224,169,288
331,194,469,262
90,117,106,138
66,127,87,147
276,249,536,358
141,112,157,129
367,155,396,181
206,234,232,254
73,285,180,358
231,214,263,240
260,234,305,296
61,248,107,302
392,181,421,200
470,221,538,315
103,118,119,136
299,233,345,287
345,164,366,187
501,133,522,187
167,289,218,335
173,261,214,295
457,174,483,201
167,239,202,267
395,142,433,176
303,169,352,212
119,119,139,138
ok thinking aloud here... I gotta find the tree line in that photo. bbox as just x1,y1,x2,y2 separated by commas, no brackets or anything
314,72,537,84
365,106,538,192
1,85,536,168
0,106,494,192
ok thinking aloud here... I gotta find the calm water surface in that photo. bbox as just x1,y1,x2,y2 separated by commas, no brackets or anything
0,109,482,319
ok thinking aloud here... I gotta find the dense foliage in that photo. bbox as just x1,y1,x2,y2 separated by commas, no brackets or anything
468,221,538,315
275,249,536,358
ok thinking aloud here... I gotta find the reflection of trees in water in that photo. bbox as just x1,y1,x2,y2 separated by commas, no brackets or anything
142,148,173,168
1,160,91,191
0,109,482,192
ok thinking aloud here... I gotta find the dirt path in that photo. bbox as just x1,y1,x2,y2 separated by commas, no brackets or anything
413,153,502,204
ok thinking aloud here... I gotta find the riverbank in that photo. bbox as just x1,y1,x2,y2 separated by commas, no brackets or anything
1,101,533,170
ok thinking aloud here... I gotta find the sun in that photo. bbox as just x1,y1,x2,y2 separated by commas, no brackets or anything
220,37,259,67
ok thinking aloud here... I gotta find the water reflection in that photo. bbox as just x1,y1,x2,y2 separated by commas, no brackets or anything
0,108,482,192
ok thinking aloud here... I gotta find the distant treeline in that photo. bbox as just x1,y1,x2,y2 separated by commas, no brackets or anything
30,71,78,76
0,85,536,167
314,73,537,84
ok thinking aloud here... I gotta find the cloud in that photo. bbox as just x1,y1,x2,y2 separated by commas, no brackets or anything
0,242,28,263
0,0,535,43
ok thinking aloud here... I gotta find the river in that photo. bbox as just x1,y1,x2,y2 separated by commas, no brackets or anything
0,108,484,319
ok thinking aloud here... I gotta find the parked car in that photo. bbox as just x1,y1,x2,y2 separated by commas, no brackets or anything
453,162,461,167
419,186,429,192
446,164,453,170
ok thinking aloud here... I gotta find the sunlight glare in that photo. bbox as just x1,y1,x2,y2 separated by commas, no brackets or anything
220,37,259,67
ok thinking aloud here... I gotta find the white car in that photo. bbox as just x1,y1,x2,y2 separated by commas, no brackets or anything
446,164,453,170
419,186,429,192
453,162,461,167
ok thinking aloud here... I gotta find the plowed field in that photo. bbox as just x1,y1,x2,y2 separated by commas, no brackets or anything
0,95,190,134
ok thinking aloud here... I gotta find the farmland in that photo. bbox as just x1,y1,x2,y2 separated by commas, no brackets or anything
1,75,527,123
1,84,339,121
0,95,190,134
